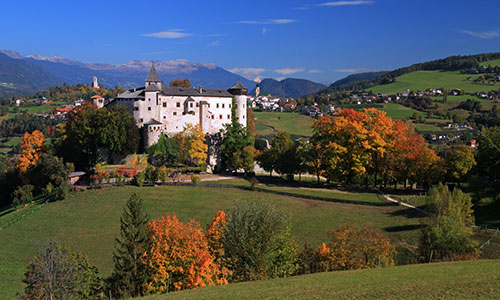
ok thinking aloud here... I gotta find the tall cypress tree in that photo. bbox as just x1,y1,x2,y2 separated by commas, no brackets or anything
109,193,151,297
220,98,254,172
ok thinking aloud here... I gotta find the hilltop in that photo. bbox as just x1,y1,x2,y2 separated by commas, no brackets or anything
250,78,325,97
140,259,500,300
313,52,500,96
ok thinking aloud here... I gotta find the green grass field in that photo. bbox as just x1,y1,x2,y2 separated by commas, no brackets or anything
142,259,500,300
480,59,500,67
254,112,313,139
7,101,67,115
414,123,442,132
0,185,425,298
381,103,427,119
368,70,498,95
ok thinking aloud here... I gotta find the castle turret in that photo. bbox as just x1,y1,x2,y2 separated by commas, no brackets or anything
255,83,260,97
228,80,247,127
145,63,162,89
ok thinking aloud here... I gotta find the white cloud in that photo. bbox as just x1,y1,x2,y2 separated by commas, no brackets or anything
275,77,286,81
308,69,323,73
334,68,368,73
262,27,268,34
229,67,267,80
239,19,296,25
274,68,306,75
208,40,220,47
461,29,500,39
317,0,373,6
142,29,191,39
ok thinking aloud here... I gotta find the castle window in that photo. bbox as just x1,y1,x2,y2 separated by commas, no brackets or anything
211,115,214,119
176,102,180,107
148,107,151,111
222,104,225,108
190,103,193,108
196,103,199,107
173,112,177,116
139,118,143,123
216,103,219,108
134,107,139,111
163,103,166,107
243,115,245,119
219,115,222,120
227,114,230,119
243,104,245,108
229,104,231,108
163,116,166,119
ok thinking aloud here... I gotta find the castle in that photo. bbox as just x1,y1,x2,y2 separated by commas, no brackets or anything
108,64,248,170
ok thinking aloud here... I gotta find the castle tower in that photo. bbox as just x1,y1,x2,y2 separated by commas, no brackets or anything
255,83,260,97
92,76,99,88
228,80,248,128
145,63,162,89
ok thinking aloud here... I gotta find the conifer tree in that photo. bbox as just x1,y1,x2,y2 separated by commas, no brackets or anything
109,193,151,297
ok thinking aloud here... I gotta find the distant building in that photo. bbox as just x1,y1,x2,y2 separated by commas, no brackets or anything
90,95,105,109
92,76,99,89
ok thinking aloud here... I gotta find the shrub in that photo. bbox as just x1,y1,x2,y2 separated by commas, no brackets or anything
11,185,34,206
144,165,158,184
158,166,168,183
190,175,200,185
135,172,145,187
223,201,297,282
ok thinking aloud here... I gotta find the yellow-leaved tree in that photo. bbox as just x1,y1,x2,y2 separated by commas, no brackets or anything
16,130,46,174
175,124,207,166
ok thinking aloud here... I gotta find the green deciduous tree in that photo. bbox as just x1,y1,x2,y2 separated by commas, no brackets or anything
223,201,297,282
419,184,477,261
55,104,139,170
109,194,151,298
445,145,476,184
22,241,102,300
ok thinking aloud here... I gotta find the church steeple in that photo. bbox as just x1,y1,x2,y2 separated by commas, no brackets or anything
145,63,162,88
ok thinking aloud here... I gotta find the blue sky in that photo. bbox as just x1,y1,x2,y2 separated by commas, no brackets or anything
1,0,500,83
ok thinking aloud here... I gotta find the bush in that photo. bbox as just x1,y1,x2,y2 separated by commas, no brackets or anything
11,185,34,206
135,172,145,187
419,184,477,261
223,201,297,282
144,166,159,184
190,175,200,185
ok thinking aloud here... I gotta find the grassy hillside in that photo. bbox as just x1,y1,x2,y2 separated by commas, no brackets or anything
141,259,500,300
381,103,427,119
368,70,498,95
254,111,314,139
0,185,424,298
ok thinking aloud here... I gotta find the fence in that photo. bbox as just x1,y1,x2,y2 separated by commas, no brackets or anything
0,199,48,231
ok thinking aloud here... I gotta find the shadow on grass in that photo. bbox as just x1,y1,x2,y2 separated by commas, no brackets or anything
387,206,428,219
384,224,425,232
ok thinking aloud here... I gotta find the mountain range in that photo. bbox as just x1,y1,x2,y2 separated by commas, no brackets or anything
0,50,259,98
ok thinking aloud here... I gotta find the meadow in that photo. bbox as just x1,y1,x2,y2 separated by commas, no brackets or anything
0,185,424,298
141,259,500,300
254,111,314,139
381,103,427,119
368,70,498,95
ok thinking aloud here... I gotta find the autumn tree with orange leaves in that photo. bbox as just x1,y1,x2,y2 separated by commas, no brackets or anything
312,108,442,188
145,214,226,293
313,225,396,271
16,130,45,174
